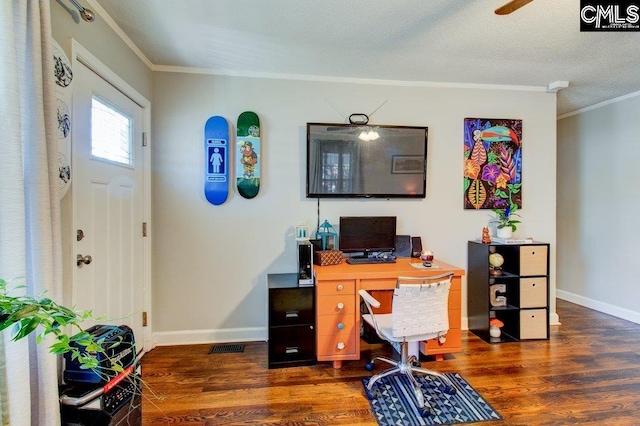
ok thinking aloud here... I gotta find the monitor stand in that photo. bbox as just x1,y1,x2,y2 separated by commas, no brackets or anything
352,250,373,259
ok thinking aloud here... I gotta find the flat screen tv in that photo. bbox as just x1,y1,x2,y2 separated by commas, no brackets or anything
338,216,397,257
306,123,428,198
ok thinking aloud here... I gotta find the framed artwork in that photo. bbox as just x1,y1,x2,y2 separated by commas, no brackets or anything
463,118,522,210
392,155,424,174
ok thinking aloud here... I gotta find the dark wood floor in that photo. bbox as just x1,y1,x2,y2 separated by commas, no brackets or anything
140,299,640,425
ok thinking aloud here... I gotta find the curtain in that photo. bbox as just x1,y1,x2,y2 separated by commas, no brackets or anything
0,1,63,425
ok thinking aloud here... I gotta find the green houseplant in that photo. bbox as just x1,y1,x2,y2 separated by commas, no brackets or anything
1,277,162,421
491,205,521,238
0,277,121,373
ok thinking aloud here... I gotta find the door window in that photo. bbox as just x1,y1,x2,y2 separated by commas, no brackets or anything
91,96,133,166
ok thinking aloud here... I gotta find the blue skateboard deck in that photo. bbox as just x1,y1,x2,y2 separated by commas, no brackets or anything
236,111,260,199
204,116,229,205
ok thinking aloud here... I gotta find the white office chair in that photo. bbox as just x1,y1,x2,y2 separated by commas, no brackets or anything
359,272,455,412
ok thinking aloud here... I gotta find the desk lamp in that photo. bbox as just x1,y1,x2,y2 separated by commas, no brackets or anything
315,220,337,250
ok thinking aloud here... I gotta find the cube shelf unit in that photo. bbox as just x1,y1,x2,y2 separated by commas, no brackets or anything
467,240,550,343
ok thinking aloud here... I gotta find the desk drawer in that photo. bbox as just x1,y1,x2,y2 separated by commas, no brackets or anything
317,314,356,337
420,328,462,354
317,333,357,357
317,294,355,316
317,280,355,296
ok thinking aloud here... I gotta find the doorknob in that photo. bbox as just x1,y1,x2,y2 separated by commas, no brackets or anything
77,254,92,267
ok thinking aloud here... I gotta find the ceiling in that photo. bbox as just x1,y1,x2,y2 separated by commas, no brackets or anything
90,0,640,117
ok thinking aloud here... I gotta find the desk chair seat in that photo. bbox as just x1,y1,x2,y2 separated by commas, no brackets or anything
359,272,455,413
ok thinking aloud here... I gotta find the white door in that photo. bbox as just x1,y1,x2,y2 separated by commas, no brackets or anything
72,60,147,353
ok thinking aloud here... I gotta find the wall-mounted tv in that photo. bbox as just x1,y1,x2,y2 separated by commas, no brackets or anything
306,123,428,198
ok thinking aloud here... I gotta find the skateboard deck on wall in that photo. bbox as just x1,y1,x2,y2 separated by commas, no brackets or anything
204,116,229,205
236,111,260,199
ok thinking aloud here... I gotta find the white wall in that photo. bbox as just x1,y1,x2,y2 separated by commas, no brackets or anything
557,94,640,323
152,72,558,345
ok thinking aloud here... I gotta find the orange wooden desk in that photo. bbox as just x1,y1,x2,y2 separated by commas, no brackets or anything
314,258,465,369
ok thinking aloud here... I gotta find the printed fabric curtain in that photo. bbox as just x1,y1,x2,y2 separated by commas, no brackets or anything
0,1,63,425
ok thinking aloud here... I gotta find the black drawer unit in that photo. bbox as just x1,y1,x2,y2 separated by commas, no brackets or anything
268,273,316,368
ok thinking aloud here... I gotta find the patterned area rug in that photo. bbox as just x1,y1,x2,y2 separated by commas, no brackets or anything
362,372,502,425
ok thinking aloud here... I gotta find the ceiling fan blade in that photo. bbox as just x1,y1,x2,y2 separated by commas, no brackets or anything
495,0,534,15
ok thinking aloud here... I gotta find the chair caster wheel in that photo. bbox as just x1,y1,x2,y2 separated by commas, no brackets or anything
420,408,433,417
411,359,421,368
366,390,376,400
443,385,456,395
365,361,375,371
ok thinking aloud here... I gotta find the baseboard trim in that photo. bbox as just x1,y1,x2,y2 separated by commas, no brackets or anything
557,290,640,325
153,315,566,346
153,311,565,347
153,327,266,346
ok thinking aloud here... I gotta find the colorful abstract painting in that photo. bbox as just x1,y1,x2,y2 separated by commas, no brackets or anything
464,118,522,210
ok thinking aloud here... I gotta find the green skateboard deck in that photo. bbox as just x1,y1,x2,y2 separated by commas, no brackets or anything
236,111,260,199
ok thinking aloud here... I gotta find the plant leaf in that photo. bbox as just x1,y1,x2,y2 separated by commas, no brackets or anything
13,317,40,340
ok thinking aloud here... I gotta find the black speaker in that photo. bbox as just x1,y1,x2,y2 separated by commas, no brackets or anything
411,236,423,258
395,235,411,258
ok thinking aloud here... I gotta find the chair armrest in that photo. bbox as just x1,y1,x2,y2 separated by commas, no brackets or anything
358,289,381,309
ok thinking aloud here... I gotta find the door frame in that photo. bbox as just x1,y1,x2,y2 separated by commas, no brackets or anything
70,39,153,352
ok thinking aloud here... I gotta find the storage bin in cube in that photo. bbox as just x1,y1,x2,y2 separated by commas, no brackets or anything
519,246,548,276
519,309,548,339
519,277,547,308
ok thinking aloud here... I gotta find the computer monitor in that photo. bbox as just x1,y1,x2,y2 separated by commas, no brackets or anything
338,216,397,257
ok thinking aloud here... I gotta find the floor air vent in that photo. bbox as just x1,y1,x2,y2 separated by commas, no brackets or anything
208,344,245,354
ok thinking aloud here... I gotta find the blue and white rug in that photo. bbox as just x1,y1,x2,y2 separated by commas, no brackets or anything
362,372,502,425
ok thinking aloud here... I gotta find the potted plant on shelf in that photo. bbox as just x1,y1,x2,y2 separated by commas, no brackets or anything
491,205,521,239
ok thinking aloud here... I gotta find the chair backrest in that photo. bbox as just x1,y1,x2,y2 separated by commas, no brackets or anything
391,273,453,339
